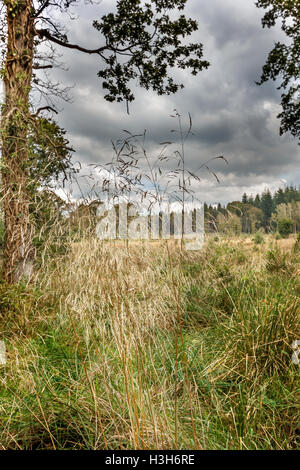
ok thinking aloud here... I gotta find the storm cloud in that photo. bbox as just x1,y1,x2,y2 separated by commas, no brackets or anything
30,1,300,203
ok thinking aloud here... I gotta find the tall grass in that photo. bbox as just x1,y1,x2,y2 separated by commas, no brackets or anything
0,234,299,449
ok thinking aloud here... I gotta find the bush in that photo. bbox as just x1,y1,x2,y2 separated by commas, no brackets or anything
277,219,293,238
274,231,282,240
253,231,264,244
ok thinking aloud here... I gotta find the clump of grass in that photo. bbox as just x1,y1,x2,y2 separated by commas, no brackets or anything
265,248,288,273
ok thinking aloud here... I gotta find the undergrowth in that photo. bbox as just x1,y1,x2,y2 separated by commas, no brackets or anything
0,236,299,449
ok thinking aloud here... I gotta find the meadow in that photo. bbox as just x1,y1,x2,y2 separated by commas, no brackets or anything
0,233,299,449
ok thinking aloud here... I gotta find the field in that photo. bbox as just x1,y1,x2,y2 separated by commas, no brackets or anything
0,234,299,450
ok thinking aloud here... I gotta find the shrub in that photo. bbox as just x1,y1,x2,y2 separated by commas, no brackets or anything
274,231,282,240
277,219,293,238
253,231,264,244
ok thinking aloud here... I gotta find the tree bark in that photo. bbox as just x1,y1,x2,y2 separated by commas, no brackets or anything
1,1,35,283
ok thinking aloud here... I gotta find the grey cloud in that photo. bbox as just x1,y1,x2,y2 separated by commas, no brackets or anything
36,0,299,204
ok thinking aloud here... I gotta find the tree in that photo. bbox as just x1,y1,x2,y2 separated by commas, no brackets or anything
277,218,293,238
274,187,285,206
247,205,264,232
0,115,74,270
226,201,264,233
273,200,300,232
0,0,209,282
254,194,261,208
248,195,254,206
217,211,241,236
256,0,300,141
260,189,274,228
242,192,248,204
28,117,75,192
28,118,75,245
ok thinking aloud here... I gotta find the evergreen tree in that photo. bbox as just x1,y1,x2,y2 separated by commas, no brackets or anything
260,190,274,228
254,194,261,208
274,188,285,206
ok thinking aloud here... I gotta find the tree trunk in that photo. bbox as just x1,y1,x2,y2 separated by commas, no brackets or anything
1,1,35,283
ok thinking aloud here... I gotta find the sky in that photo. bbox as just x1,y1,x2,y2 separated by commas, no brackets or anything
2,0,300,204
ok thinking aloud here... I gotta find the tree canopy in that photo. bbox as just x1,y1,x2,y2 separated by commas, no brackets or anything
28,117,75,191
0,0,210,107
256,0,300,141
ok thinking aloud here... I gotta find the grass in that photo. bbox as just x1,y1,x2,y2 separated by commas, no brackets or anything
0,234,299,449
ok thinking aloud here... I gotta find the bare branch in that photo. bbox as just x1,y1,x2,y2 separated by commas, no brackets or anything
33,64,53,70
34,1,52,18
32,106,58,117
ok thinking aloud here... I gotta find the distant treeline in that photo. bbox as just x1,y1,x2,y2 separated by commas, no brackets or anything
205,185,300,235
67,185,300,239
3,185,297,249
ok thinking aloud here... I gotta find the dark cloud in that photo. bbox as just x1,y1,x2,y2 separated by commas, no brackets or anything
31,0,299,204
